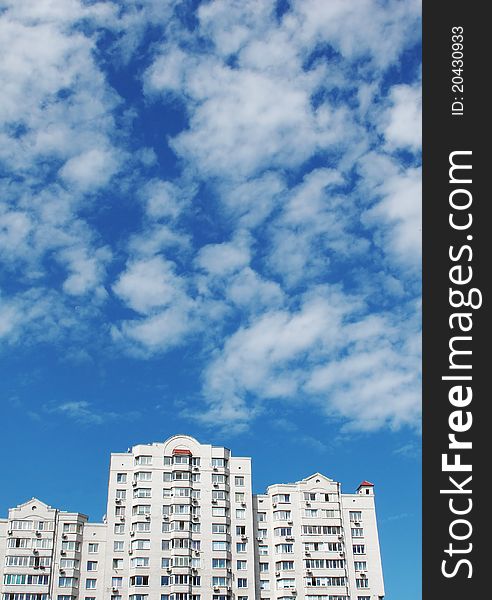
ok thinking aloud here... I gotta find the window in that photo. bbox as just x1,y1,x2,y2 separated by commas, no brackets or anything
58,577,78,588
192,457,201,466
212,558,229,568
258,545,268,555
131,557,149,568
302,525,341,535
353,545,365,555
304,493,317,501
115,506,125,516
212,523,228,534
173,455,189,464
111,596,122,600
88,543,99,553
237,560,247,570
60,559,79,569
212,474,226,484
114,541,124,552
213,490,227,500
161,558,171,568
304,509,318,518
236,509,245,519
130,576,149,586
161,576,170,586
116,473,127,483
135,456,152,465
133,522,151,532
112,577,123,588
212,541,229,551
135,472,152,481
131,539,150,550
274,527,292,537
305,577,346,587
112,559,123,569
236,525,246,536
212,458,226,467
351,528,364,538
277,579,295,589
212,577,228,587
259,562,268,572
213,507,227,517
237,579,247,588
133,505,151,515
276,544,293,553
276,561,294,570
354,561,367,571
272,494,290,503
163,456,172,465
86,562,97,571
260,580,270,590
235,493,245,504
85,580,96,590
114,523,125,534
350,511,362,522
273,511,291,521
135,488,152,498
236,543,247,553
61,541,81,551
356,579,369,589
129,596,148,600
235,476,245,486
257,528,267,539
63,523,81,533
357,597,371,600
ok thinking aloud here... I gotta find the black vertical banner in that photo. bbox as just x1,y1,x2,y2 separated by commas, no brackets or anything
423,2,488,599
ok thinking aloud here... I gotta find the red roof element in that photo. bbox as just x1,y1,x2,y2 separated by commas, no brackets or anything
173,448,192,455
358,480,374,487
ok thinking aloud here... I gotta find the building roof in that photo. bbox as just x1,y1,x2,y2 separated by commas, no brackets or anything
357,480,374,488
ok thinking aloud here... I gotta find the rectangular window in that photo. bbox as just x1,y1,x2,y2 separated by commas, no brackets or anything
351,528,364,538
212,458,226,467
135,488,152,498
259,562,268,572
116,473,127,483
86,562,97,571
135,456,152,465
114,524,125,534
88,543,99,553
212,507,227,517
237,579,247,588
135,472,152,482
212,523,228,534
235,476,245,486
257,512,266,522
273,511,291,521
114,541,124,552
85,580,96,590
112,559,123,569
237,560,247,570
356,579,369,589
112,577,123,588
353,545,365,555
272,494,290,503
130,576,149,586
350,511,362,522
212,541,229,551
236,509,245,519
354,561,367,571
236,543,247,553
115,489,126,500
131,557,149,568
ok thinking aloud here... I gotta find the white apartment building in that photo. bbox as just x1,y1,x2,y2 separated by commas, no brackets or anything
0,435,384,600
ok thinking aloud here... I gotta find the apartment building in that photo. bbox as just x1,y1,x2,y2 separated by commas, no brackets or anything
0,435,384,600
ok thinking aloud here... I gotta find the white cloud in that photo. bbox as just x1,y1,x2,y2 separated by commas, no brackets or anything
113,256,187,315
381,83,422,152
59,148,119,191
199,288,420,432
196,234,251,276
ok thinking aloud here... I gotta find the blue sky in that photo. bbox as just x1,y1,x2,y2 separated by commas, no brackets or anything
0,0,421,598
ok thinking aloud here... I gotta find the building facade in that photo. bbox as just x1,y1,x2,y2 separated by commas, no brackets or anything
0,435,384,600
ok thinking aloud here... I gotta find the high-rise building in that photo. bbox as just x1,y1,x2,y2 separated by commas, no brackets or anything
0,435,385,600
